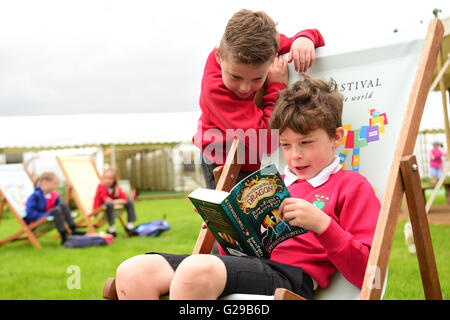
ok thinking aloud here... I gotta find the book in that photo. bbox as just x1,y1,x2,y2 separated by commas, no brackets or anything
188,164,308,258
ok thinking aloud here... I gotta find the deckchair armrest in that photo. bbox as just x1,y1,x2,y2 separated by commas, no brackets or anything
89,206,105,217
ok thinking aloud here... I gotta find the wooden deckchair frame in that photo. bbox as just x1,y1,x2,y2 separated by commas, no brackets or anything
0,164,55,248
358,19,444,300
195,19,445,300
56,156,127,234
102,19,444,300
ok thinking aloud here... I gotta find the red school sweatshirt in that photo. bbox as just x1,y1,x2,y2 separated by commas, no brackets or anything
270,169,380,289
93,184,127,210
192,29,325,172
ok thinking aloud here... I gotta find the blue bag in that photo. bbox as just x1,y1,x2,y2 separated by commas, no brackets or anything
134,219,170,237
63,235,107,248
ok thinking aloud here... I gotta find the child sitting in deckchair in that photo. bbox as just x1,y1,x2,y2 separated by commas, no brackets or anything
25,172,84,245
93,168,137,237
113,75,380,299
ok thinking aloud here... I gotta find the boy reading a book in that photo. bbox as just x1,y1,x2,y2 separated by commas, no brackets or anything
114,76,380,300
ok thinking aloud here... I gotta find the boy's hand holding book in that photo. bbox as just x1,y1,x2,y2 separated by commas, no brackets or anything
279,198,331,235
189,164,308,258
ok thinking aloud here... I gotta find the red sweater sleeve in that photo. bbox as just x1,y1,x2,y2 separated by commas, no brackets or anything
93,184,108,209
278,29,325,54
315,177,380,288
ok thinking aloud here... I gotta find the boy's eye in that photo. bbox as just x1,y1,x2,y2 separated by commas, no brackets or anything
280,143,290,148
301,141,313,145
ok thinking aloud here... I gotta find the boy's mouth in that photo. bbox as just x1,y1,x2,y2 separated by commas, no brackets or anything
295,165,309,172
235,91,251,99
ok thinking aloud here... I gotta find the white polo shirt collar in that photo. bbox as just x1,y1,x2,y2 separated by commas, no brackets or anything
284,155,341,188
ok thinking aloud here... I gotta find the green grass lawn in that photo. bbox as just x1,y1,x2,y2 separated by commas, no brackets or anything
0,197,203,299
0,196,448,300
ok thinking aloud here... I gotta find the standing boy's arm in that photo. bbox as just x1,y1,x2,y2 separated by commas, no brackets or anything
278,29,325,54
279,29,325,73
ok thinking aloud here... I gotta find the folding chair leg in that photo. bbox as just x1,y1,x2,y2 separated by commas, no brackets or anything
103,277,118,300
192,139,242,255
400,155,443,300
0,229,26,245
22,227,41,248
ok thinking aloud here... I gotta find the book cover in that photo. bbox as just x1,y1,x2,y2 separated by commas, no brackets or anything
188,164,308,258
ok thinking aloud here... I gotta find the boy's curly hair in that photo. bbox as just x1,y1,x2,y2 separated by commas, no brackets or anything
219,9,279,65
270,75,344,138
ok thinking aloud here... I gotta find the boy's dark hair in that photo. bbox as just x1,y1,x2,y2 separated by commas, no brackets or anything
270,75,344,138
219,9,279,65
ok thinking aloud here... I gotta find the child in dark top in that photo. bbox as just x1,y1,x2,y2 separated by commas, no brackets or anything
192,9,325,189
93,168,137,237
25,172,84,245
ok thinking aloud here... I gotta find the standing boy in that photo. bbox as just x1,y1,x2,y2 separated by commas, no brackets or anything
193,9,324,189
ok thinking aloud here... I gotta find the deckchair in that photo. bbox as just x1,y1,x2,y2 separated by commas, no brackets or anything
118,179,136,200
56,155,127,234
102,139,386,300
103,19,444,300
0,164,58,248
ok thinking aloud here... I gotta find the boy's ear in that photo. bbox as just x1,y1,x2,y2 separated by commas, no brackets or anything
215,48,222,65
332,127,345,148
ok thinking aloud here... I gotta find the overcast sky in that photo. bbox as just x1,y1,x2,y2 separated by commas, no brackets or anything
0,0,449,117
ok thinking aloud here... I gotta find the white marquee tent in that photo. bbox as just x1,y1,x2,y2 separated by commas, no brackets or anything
0,111,200,151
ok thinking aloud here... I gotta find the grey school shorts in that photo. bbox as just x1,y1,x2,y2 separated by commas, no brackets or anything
147,252,314,300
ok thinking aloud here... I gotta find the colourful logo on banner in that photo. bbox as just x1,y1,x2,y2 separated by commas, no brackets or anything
339,108,388,172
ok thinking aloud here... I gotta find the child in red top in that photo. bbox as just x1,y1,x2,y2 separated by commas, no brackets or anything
93,168,137,237
112,76,380,300
193,9,324,189
429,141,446,185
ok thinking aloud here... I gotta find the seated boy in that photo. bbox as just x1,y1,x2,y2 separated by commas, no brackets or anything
193,9,325,189
25,172,85,245
113,75,380,300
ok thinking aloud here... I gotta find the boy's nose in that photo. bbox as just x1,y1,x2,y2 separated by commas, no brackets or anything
291,147,304,159
239,82,251,93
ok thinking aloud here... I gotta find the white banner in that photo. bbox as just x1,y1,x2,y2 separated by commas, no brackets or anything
267,37,424,201
0,164,35,218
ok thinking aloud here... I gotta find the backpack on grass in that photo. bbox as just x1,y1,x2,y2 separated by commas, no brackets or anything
134,218,170,237
63,233,113,248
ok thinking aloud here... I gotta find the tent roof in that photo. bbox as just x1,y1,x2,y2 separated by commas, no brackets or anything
0,111,200,151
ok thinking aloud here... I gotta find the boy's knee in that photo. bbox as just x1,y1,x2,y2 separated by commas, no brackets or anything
115,254,174,299
60,202,70,210
50,207,62,217
117,255,152,280
104,202,114,211
115,254,173,286
105,201,114,208
172,255,226,288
